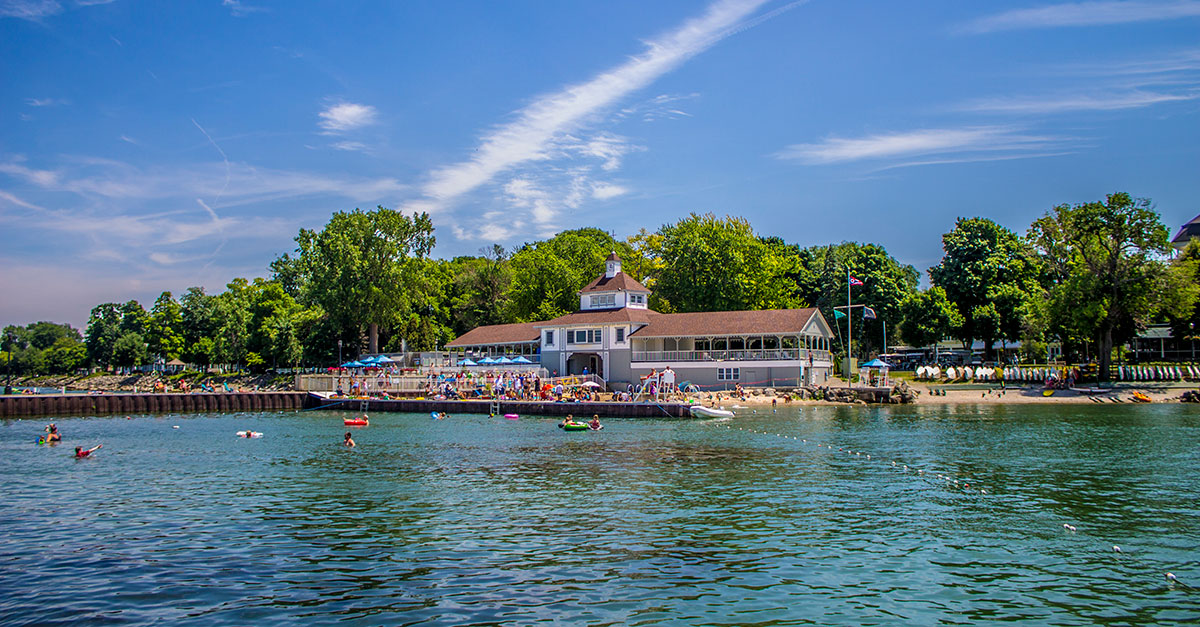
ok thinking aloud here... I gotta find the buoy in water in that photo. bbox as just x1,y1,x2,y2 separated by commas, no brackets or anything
1113,546,1122,553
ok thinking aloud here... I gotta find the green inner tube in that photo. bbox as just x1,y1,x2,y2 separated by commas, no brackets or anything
562,424,589,431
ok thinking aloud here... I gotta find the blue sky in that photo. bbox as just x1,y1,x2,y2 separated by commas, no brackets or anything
2,0,1199,330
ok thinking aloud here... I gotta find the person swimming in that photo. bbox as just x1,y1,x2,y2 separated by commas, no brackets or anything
589,415,601,430
74,444,102,458
344,432,356,447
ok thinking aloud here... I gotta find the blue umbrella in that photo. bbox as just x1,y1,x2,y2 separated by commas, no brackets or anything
359,355,379,364
495,356,513,364
373,355,395,364
511,355,533,364
862,358,889,368
341,360,366,368
459,358,477,366
478,357,497,365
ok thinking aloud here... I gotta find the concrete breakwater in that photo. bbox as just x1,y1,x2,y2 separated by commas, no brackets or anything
310,397,694,419
0,392,309,418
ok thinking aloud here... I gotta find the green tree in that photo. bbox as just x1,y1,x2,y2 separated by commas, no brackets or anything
446,246,512,335
654,213,802,313
146,292,185,360
278,206,435,354
795,242,919,357
85,303,123,368
506,227,630,322
44,336,88,374
111,332,147,369
213,278,253,367
180,287,220,365
1166,239,1200,344
118,300,149,336
1028,193,1190,379
899,287,962,350
23,321,82,350
929,218,1041,359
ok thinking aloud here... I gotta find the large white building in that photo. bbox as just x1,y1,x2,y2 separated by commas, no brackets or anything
447,254,835,389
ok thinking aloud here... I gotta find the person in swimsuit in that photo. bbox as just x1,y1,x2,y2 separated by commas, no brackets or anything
45,424,61,443
74,444,102,458
344,432,356,447
589,415,601,430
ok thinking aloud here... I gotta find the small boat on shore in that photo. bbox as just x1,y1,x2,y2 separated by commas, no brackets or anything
1131,391,1152,403
690,405,735,418
1070,387,1109,395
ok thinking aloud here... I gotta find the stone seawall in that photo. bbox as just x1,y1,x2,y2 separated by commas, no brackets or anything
0,392,309,418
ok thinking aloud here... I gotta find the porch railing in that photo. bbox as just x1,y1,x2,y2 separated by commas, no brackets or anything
629,349,832,363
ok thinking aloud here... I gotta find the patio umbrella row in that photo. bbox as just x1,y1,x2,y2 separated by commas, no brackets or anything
457,356,534,366
338,355,397,368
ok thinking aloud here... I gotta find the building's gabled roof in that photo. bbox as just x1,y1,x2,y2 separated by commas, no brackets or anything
536,308,659,328
578,272,650,294
629,308,822,338
1172,214,1200,247
606,251,621,262
445,321,541,347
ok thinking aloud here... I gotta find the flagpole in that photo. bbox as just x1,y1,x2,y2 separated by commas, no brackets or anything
846,267,852,388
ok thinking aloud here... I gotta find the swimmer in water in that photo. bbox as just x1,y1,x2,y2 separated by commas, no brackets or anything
74,444,102,458
243,429,255,438
344,432,356,447
589,415,601,430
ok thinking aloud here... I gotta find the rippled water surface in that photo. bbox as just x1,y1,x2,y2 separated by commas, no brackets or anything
2,404,1199,625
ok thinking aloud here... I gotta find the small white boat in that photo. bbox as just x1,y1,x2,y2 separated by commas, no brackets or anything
690,405,735,418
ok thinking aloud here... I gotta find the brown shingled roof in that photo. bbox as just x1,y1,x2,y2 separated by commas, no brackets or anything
446,321,541,347
578,272,650,294
536,308,659,327
629,308,820,338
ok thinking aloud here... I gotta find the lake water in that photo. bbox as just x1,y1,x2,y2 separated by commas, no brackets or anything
2,404,1198,626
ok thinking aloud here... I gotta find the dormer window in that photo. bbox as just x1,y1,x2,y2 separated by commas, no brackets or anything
630,293,645,305
590,293,615,308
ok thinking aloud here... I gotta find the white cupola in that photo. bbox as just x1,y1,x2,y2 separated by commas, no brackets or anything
605,252,621,278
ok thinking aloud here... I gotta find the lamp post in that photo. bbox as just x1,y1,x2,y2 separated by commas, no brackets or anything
1190,322,1195,366
338,339,343,365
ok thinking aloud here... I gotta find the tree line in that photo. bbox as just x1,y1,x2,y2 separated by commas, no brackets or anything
3,193,1197,382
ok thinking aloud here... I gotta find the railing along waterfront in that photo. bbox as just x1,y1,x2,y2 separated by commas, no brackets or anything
295,367,551,395
630,349,832,363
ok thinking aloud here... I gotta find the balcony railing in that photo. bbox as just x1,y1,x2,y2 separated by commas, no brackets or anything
630,349,832,363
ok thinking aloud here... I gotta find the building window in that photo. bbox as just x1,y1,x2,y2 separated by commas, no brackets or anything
718,367,740,381
545,330,554,347
590,293,615,308
630,293,644,305
616,328,625,343
567,329,602,344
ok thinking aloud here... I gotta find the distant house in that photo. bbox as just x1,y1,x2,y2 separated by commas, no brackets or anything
447,253,835,389
1172,214,1200,252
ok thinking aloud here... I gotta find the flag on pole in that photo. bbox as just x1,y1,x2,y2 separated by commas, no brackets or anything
849,276,863,286
834,310,846,320
863,307,877,320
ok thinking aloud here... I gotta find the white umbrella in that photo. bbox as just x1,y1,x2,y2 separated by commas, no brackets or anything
580,381,601,388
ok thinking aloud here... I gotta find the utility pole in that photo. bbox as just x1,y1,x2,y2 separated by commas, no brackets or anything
338,339,343,365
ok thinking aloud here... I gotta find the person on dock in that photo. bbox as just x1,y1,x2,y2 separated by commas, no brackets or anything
344,432,356,447
74,444,102,458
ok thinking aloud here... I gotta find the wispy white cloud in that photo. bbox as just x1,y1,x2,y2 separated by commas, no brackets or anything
618,93,701,122
0,0,62,20
959,89,1200,114
318,102,378,133
75,0,117,6
408,0,785,222
222,0,265,17
331,140,368,152
777,126,1066,165
591,182,628,200
960,1,1200,34
118,134,138,145
25,97,69,107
